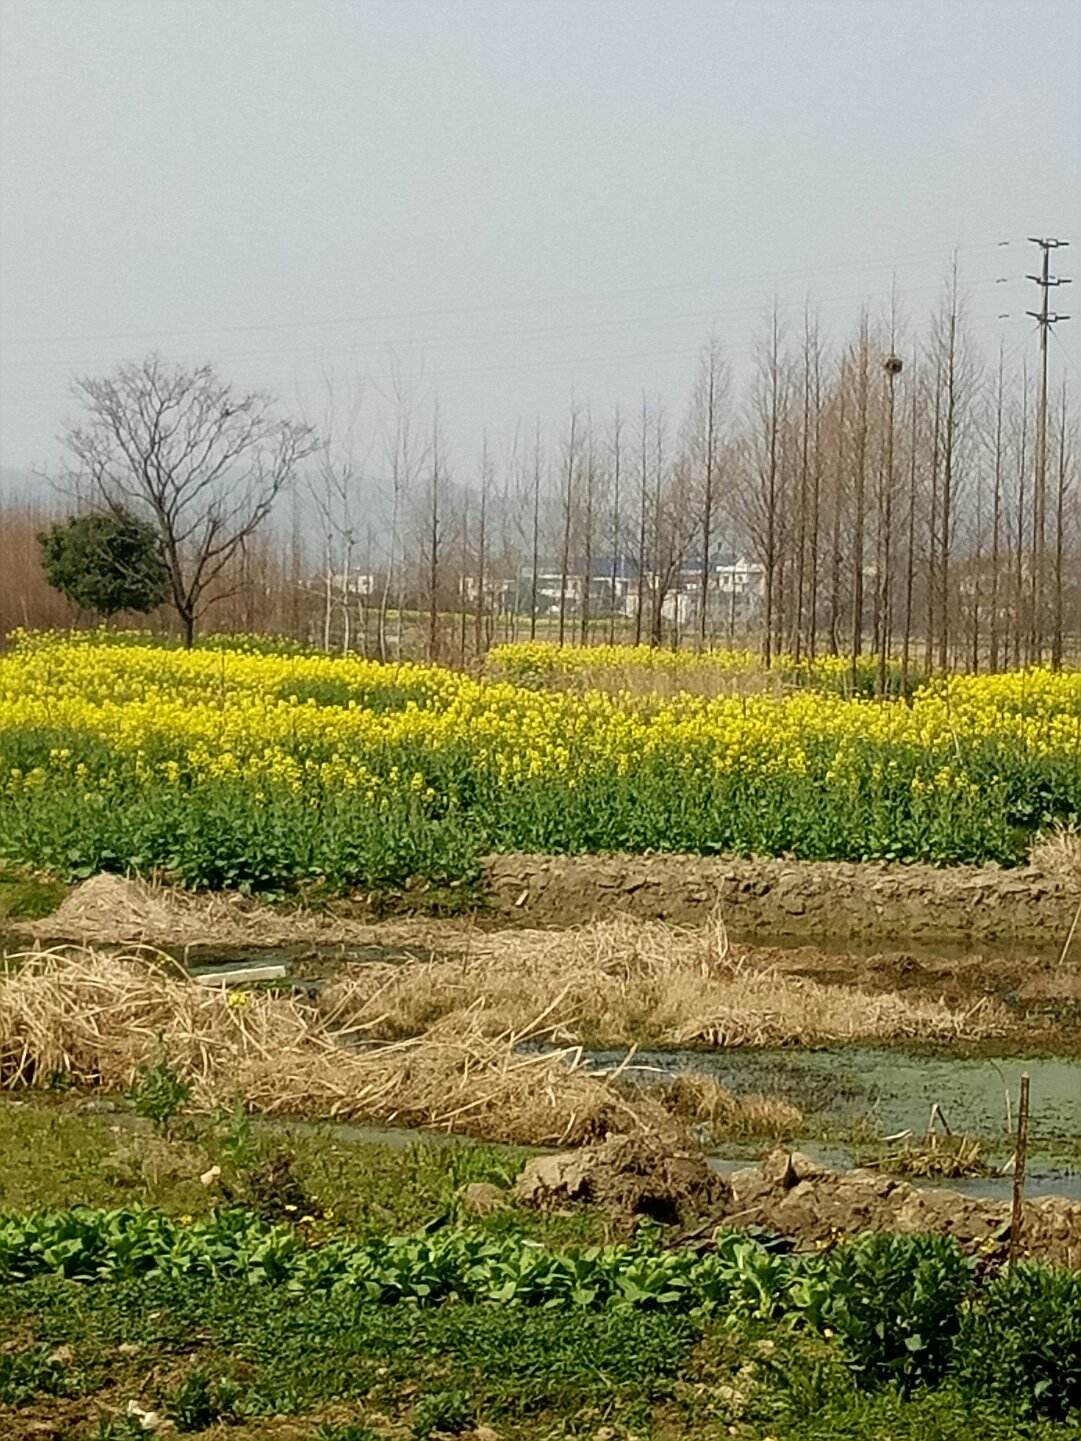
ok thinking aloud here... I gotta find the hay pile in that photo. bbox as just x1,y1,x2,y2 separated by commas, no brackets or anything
0,948,674,1147
27,874,364,950
321,916,1005,1049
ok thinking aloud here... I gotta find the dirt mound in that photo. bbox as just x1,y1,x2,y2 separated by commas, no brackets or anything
514,1133,732,1226
42,873,179,942
513,1139,1081,1268
729,1148,1081,1269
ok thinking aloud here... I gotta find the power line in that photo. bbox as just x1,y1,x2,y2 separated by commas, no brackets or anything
1,238,1020,349
0,273,1015,375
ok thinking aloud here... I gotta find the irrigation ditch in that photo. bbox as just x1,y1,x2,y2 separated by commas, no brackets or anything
4,871,1081,1230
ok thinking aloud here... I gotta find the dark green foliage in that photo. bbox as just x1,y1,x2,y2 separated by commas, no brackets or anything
952,1262,1081,1420
38,513,169,619
2,1205,1080,1427
0,1344,69,1404
126,1058,191,1135
811,1234,974,1391
164,1367,241,1431
411,1389,472,1437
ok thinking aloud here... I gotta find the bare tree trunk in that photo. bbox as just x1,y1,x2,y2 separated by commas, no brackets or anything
828,379,847,656
877,361,898,694
696,338,724,649
850,317,870,686
989,346,1005,671
925,359,942,674
794,310,813,660
427,407,442,662
529,421,542,641
609,408,622,645
1052,382,1070,670
806,322,824,661
938,298,959,672
474,439,490,660
558,404,578,648
761,305,784,668
901,348,919,690
650,405,667,647
1013,371,1029,667
580,421,594,645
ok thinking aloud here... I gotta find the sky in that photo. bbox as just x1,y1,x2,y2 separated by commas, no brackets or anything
1,0,1079,484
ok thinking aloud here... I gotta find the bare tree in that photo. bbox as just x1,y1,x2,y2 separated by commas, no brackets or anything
308,375,366,653
474,437,492,658
377,358,427,661
744,304,789,666
688,336,729,648
634,393,650,644
64,354,316,647
1052,381,1073,670
424,403,449,661
608,408,623,644
558,400,580,647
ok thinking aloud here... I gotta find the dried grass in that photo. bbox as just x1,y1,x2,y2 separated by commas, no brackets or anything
321,915,1007,1049
653,1073,802,1140
1031,823,1081,883
0,948,677,1147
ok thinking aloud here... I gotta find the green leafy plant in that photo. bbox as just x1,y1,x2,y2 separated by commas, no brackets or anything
808,1234,974,1393
86,1418,148,1441
0,1345,69,1405
952,1262,1081,1420
127,1057,191,1136
165,1368,241,1431
214,1097,260,1169
411,1389,472,1438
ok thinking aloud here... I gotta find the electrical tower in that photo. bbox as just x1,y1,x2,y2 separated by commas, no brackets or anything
1025,237,1070,664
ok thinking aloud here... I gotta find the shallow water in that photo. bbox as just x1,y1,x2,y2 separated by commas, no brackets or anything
587,1045,1081,1142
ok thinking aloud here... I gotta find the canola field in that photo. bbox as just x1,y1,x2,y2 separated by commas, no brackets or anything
1,631,1080,893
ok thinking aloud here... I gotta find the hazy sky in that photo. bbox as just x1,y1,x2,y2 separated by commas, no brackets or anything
1,0,1079,480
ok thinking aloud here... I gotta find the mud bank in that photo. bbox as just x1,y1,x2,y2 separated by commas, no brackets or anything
484,853,1081,946
515,1138,1081,1268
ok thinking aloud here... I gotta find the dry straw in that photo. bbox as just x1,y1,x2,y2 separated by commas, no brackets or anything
0,947,676,1147
321,915,1006,1049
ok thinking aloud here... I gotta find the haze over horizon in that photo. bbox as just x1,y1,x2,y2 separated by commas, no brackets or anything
1,0,1079,483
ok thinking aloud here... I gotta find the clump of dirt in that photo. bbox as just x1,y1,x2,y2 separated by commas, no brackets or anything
728,1148,1081,1269
513,1133,732,1227
513,1138,1081,1269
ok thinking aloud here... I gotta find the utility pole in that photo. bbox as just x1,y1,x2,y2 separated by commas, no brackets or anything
1025,237,1071,664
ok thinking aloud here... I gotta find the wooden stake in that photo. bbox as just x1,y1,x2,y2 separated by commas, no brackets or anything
1009,1072,1031,1267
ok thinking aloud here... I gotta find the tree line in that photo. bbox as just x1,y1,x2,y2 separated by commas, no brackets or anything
7,272,1078,677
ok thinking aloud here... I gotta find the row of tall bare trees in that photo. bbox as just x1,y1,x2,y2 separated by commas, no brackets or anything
2,276,1077,672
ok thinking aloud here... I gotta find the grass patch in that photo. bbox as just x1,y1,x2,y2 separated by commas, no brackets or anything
0,866,68,922
0,1099,602,1248
1,1263,1078,1439
1,1102,1079,1438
